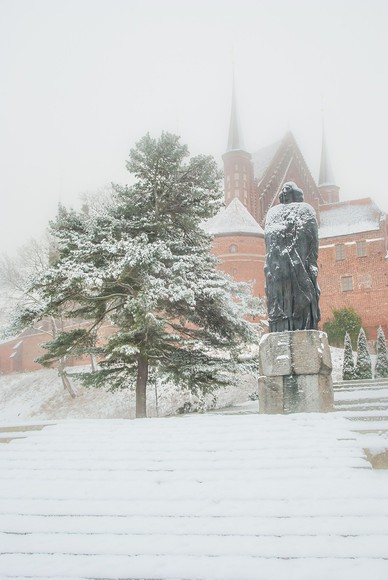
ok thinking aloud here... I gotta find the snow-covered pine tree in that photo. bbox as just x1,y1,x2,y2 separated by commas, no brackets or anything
375,325,388,378
342,331,355,380
354,327,372,380
17,133,264,417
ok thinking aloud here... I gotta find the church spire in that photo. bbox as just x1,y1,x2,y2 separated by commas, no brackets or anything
318,120,340,204
226,74,244,152
318,124,336,187
222,75,254,211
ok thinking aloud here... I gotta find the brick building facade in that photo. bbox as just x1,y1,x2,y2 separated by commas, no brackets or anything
318,199,387,337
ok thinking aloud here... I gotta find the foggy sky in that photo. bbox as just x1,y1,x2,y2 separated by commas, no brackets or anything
1,0,387,256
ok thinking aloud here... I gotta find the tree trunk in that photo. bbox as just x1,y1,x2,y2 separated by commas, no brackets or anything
155,381,159,418
61,371,77,399
136,353,148,418
58,358,77,399
90,353,97,373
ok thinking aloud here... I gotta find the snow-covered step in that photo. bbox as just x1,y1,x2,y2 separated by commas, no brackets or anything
3,513,388,536
0,466,367,484
334,401,388,408
2,531,388,559
0,424,51,443
334,379,388,388
1,553,388,580
337,409,388,420
334,388,388,394
5,473,387,503
347,421,388,432
0,432,28,442
1,497,387,519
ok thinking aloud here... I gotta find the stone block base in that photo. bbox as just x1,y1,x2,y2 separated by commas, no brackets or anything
258,330,334,414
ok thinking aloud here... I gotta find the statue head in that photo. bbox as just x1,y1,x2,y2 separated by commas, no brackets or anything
279,182,304,204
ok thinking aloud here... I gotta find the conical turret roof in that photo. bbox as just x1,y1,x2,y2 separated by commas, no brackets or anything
226,77,244,152
202,198,264,237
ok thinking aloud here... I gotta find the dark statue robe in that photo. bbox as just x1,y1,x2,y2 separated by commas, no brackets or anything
264,201,320,332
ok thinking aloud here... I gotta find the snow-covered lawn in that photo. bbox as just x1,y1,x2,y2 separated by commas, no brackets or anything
1,413,388,579
0,347,347,422
0,365,259,421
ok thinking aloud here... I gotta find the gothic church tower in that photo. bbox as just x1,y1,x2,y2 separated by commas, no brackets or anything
222,80,255,214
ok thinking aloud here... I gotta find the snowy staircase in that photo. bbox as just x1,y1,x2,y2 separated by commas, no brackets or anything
333,378,388,423
0,414,388,579
333,378,388,469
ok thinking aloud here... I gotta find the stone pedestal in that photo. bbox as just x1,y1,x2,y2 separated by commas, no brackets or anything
258,330,334,414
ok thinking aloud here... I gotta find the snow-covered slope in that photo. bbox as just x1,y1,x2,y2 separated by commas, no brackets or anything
0,366,258,422
0,349,345,422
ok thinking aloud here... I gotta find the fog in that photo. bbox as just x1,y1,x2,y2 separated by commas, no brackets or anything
1,0,387,255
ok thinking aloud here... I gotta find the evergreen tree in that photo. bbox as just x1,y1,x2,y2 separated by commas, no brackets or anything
17,133,263,417
342,331,355,380
323,306,362,348
375,325,388,378
354,327,372,380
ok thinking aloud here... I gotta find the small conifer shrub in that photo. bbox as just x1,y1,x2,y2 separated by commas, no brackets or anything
375,325,388,378
354,328,372,380
342,331,355,380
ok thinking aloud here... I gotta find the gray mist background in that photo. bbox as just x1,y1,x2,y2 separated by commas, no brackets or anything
1,0,387,255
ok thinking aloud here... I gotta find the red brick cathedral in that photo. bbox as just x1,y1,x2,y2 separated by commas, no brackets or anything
203,88,388,339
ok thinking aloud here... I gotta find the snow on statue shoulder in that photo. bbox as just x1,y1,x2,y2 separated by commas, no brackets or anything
264,182,320,333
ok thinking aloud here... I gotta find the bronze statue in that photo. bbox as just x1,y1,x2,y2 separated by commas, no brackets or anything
264,182,320,332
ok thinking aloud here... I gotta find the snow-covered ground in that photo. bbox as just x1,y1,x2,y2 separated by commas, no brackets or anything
0,348,346,422
0,365,259,422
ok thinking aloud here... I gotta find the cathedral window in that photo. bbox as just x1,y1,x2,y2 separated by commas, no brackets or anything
341,276,353,292
229,244,238,253
335,244,345,261
357,240,367,257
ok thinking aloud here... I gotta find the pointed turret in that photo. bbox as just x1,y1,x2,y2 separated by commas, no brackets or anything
226,79,244,152
319,128,336,187
222,76,255,213
318,122,340,204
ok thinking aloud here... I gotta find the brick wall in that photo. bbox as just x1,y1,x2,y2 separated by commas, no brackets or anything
318,226,388,339
0,332,51,374
222,150,255,214
0,323,116,375
212,234,266,298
